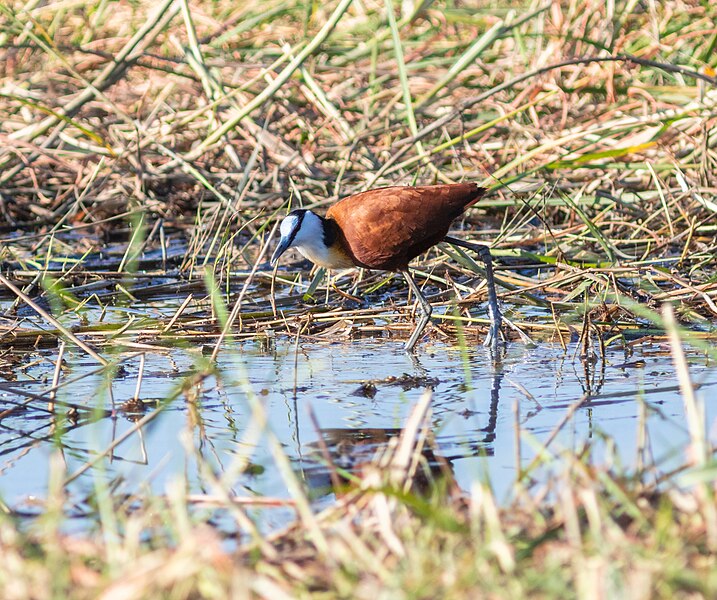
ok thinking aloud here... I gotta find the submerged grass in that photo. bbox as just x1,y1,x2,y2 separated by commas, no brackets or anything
0,0,716,597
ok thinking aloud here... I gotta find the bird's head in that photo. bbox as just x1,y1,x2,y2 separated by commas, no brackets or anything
271,209,325,266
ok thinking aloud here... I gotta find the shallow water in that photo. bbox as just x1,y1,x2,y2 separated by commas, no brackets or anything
1,330,715,531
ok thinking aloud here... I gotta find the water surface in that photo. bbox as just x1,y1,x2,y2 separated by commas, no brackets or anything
1,333,714,531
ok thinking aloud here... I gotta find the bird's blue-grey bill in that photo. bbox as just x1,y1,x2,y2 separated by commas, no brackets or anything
271,237,291,266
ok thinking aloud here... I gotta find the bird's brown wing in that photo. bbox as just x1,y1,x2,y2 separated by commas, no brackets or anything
326,183,485,270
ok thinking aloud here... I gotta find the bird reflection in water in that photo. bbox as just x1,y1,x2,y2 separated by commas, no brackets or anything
297,352,505,499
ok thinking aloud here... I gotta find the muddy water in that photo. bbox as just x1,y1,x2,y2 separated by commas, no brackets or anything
1,330,715,529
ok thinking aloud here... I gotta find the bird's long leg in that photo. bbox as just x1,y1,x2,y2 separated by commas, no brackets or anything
400,268,432,352
443,236,502,349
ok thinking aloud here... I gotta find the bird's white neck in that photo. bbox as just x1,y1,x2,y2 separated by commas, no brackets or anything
285,211,354,269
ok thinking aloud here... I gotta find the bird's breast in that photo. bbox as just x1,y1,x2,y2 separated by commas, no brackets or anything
296,241,356,269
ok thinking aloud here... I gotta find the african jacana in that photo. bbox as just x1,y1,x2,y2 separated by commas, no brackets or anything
271,183,502,351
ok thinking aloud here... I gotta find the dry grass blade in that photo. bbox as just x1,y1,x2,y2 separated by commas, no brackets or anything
184,0,354,159
0,0,180,181
0,274,107,365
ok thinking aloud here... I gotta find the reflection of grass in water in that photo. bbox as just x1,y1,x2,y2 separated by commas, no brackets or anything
0,0,716,595
3,329,717,598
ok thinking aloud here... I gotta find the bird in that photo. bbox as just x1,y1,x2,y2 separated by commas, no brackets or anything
271,182,503,351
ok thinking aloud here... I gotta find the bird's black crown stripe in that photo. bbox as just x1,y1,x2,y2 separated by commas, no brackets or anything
285,209,307,248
